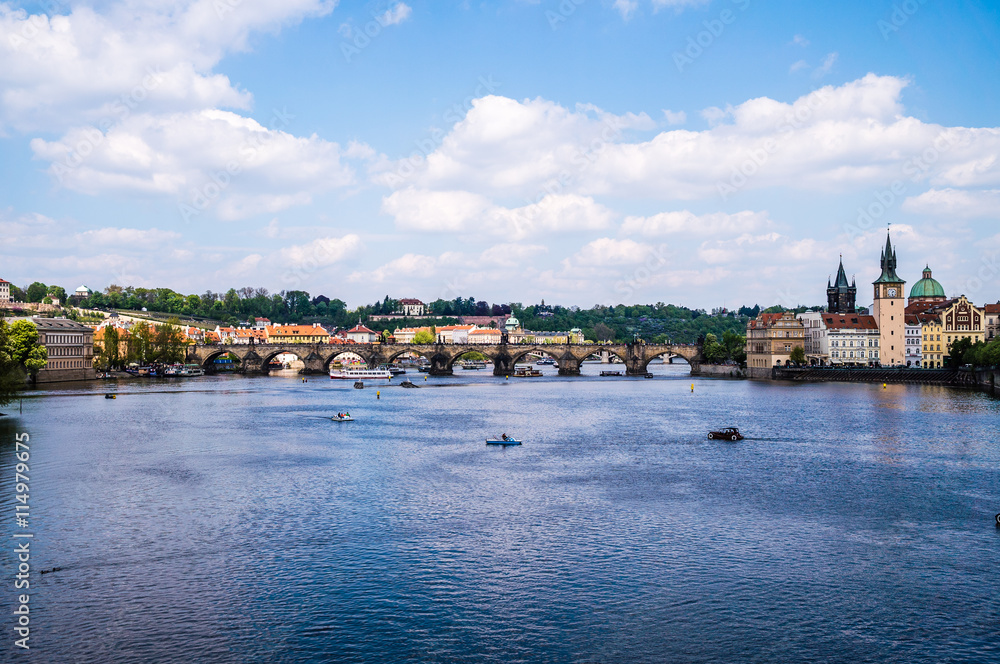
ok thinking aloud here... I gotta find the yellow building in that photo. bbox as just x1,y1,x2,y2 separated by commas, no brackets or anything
746,312,805,372
264,323,331,344
914,313,944,368
907,295,984,367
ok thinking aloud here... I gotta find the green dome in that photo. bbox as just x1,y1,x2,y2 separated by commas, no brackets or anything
909,266,945,299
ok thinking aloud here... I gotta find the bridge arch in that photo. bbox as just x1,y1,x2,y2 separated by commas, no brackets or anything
324,347,372,369
381,346,435,365
198,347,243,370
508,346,567,366
257,348,311,373
638,348,701,374
446,348,498,370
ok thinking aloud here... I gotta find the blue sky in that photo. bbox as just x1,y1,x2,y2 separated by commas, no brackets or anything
1,0,999,309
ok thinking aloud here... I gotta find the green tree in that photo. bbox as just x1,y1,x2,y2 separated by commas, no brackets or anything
789,346,807,365
412,329,435,344
7,321,48,375
947,337,974,367
702,333,728,363
98,326,122,369
0,318,28,406
25,282,48,303
593,322,615,342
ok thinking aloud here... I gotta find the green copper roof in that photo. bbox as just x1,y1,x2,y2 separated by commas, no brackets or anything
873,232,905,285
909,267,945,298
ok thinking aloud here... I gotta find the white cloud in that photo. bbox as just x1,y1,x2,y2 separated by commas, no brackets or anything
31,109,359,220
902,188,1000,218
0,0,335,132
791,34,810,47
662,109,687,125
697,233,820,266
789,59,809,73
378,2,412,26
614,0,639,21
75,227,182,247
813,52,838,79
570,238,655,267
622,210,771,236
382,189,615,239
278,235,363,270
378,75,1000,202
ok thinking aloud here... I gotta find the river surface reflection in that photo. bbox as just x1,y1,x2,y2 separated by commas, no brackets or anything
1,363,998,663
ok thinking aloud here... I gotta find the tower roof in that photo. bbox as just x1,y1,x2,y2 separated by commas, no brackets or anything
909,266,946,299
833,257,851,289
873,231,905,285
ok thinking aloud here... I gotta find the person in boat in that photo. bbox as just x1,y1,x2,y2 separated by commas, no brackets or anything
501,433,508,441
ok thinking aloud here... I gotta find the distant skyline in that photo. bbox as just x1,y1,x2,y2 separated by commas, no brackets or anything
1,0,999,309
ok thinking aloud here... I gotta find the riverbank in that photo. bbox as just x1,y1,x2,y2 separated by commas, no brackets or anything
693,364,746,378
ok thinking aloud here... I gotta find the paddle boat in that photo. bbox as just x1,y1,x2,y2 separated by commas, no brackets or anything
331,412,354,422
104,393,117,400
486,433,521,446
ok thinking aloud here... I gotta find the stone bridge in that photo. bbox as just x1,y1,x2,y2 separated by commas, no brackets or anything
186,342,703,377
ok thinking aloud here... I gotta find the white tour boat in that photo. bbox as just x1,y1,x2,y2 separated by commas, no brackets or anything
330,366,392,380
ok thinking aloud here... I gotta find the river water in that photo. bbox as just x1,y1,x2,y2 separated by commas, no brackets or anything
0,362,998,663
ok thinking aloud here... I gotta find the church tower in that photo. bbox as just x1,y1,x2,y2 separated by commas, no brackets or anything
872,232,906,366
827,257,857,314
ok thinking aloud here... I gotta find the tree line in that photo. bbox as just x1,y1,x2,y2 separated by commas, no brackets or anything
95,321,188,370
66,283,761,345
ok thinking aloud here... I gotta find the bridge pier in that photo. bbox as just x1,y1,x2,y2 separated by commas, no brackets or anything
557,355,581,376
624,343,647,376
492,351,515,377
429,350,453,376
241,350,265,375
303,352,327,375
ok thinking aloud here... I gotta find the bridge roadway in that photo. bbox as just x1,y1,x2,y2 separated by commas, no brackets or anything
186,342,703,377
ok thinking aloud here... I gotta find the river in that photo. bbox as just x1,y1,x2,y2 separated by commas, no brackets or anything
1,362,997,663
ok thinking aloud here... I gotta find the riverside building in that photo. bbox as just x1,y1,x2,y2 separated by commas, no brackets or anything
32,317,96,383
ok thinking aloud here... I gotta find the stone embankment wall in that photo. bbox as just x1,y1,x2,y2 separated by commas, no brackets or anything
694,364,747,379
973,369,998,396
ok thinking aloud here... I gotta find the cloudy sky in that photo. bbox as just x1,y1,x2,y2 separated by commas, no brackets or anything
1,0,999,309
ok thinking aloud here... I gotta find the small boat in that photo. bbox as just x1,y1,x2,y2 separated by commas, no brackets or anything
708,427,743,441
417,366,431,373
105,393,117,399
400,380,419,388
486,434,521,446
600,370,622,377
535,357,555,365
354,381,364,389
331,413,354,422
512,367,542,377
461,361,486,370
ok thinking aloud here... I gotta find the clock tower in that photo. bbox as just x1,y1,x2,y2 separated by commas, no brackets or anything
872,232,906,366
